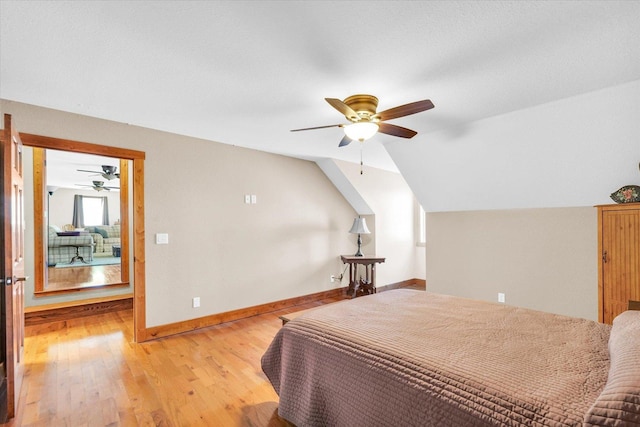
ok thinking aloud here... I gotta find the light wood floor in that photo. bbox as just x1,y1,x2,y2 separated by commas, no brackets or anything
46,263,122,291
10,296,345,426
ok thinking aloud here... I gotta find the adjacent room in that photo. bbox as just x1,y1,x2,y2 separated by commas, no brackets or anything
0,1,639,425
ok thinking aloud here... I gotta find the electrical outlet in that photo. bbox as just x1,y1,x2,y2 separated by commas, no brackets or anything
330,275,336,283
498,293,506,303
251,194,257,204
192,297,201,308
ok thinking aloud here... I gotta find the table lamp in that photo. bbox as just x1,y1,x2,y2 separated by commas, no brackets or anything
349,216,370,257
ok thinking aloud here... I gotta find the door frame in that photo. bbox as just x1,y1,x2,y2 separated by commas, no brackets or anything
32,148,131,293
20,133,147,342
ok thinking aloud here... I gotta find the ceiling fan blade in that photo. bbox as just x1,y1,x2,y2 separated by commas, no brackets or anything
338,135,352,147
77,169,102,174
373,99,434,122
290,124,344,132
325,98,359,121
378,123,418,139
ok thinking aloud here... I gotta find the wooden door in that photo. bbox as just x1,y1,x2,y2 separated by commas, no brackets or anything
598,204,640,324
0,114,26,421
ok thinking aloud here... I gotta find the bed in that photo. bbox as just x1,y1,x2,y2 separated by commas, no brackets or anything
261,289,640,426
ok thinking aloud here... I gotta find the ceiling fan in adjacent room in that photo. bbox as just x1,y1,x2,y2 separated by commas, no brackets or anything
76,181,120,192
77,165,120,180
291,94,435,147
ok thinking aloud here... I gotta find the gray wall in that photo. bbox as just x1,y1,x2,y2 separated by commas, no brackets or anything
2,99,422,328
387,81,639,320
425,207,597,320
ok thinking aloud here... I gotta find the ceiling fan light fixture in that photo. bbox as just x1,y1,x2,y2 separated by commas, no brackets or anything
344,122,379,142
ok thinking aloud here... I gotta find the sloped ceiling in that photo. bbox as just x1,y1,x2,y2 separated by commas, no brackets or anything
1,1,639,174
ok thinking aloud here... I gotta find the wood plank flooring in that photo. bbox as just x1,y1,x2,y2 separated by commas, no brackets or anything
12,283,424,426
46,264,122,291
10,297,343,426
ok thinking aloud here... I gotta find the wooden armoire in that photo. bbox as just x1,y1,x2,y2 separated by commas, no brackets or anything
597,203,640,324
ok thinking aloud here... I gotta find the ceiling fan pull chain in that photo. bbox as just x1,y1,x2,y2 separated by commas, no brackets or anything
360,143,364,175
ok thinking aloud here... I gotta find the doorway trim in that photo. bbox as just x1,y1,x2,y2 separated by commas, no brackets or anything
20,133,146,342
33,148,130,294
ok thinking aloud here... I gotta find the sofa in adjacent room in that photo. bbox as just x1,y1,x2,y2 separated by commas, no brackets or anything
85,225,121,257
48,225,94,266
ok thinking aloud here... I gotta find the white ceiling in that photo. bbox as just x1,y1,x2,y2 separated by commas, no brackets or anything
1,1,639,172
46,150,120,192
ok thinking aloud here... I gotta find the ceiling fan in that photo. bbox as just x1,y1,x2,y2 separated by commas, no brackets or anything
76,181,120,192
291,94,435,147
77,165,120,180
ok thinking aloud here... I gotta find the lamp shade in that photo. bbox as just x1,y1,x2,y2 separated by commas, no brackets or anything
344,122,379,142
349,217,370,234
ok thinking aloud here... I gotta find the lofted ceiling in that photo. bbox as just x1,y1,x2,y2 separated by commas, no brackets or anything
1,1,639,172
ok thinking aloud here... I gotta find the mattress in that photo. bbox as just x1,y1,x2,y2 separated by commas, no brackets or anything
262,290,614,426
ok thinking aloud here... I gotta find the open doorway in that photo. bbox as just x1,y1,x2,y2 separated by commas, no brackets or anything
20,132,147,343
41,149,127,292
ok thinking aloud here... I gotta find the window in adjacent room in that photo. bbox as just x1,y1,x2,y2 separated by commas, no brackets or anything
83,196,105,225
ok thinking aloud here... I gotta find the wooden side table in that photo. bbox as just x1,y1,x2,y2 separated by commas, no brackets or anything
340,255,385,298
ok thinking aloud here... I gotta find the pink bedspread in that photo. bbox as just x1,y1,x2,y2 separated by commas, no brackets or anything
262,290,612,426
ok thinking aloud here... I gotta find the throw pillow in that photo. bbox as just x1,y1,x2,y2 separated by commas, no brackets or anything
95,227,109,238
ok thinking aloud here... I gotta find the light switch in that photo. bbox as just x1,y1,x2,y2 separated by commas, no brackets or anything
244,194,251,204
156,233,169,244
